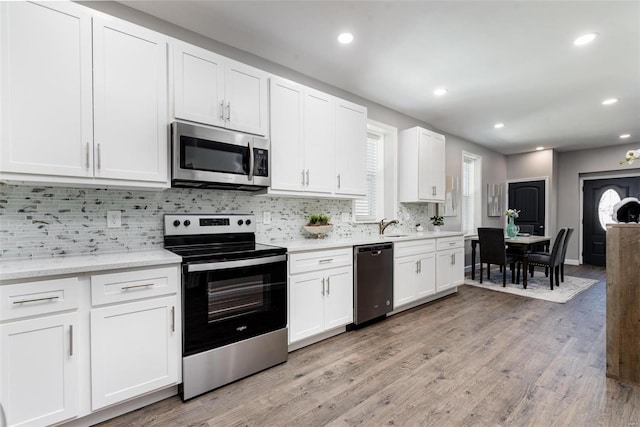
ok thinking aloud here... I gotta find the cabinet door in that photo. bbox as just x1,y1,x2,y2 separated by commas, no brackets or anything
173,41,225,128
430,133,446,200
90,296,178,410
335,99,367,196
437,248,463,292
450,247,465,287
0,1,93,178
324,266,353,330
93,16,168,183
0,313,78,427
269,78,305,192
225,60,268,136
289,272,325,343
417,130,434,200
394,256,417,308
304,88,334,194
415,252,436,298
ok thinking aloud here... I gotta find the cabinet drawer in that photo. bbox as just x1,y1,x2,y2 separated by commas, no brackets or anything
436,237,464,251
0,277,79,321
289,247,352,275
91,265,179,306
394,239,435,258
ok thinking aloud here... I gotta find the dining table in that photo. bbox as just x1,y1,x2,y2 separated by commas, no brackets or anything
470,234,551,289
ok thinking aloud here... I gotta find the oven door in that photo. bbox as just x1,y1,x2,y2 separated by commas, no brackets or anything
182,254,286,356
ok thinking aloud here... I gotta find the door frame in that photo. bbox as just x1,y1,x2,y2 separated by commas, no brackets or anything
579,172,640,264
506,176,549,236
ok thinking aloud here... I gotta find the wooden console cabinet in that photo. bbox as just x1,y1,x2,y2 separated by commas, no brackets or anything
606,223,640,385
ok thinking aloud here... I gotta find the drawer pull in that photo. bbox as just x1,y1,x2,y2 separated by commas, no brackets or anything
13,295,59,305
449,242,456,245
121,283,154,291
319,258,334,264
69,325,74,356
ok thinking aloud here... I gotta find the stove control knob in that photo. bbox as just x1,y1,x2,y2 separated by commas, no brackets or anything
245,219,252,226
173,220,181,227
184,220,191,227
237,219,244,226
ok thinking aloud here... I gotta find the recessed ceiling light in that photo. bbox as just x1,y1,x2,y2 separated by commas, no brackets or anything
434,88,448,96
494,123,504,129
337,32,354,44
602,98,618,105
620,134,631,139
536,146,544,151
574,32,598,46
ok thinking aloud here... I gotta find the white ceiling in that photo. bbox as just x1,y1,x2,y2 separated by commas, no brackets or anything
121,0,640,155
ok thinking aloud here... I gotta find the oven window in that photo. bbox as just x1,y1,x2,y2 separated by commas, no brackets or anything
208,275,267,322
181,136,248,175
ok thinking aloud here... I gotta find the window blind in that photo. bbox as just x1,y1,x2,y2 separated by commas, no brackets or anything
355,133,381,221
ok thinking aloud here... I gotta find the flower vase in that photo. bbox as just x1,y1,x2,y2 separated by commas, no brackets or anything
433,226,441,233
506,217,517,238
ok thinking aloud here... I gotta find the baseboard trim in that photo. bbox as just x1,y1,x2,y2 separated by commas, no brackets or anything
565,259,580,266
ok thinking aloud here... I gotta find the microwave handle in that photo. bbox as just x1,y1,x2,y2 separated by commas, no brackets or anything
248,141,255,181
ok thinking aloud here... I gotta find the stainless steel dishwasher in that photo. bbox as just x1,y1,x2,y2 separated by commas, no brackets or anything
353,242,394,325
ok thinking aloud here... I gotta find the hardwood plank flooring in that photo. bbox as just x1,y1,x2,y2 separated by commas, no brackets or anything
97,265,640,426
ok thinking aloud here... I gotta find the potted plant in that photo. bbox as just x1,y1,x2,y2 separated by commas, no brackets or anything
430,215,444,232
303,214,332,238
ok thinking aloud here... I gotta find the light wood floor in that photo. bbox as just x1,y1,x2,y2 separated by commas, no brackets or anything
97,265,640,426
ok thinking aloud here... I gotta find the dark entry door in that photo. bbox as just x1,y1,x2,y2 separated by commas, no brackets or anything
583,177,640,266
508,180,545,236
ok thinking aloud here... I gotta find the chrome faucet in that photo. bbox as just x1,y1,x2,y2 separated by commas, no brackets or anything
379,218,399,235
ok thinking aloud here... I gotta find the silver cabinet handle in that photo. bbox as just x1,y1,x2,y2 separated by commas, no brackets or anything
451,254,455,265
449,242,456,245
419,260,422,273
226,101,231,121
337,173,341,189
171,306,175,332
432,186,436,196
69,325,74,356
416,260,419,274
301,169,306,186
319,258,334,264
13,295,59,304
306,169,310,186
121,283,154,291
97,143,101,170
85,142,90,169
219,100,225,119
321,278,325,295
327,277,330,295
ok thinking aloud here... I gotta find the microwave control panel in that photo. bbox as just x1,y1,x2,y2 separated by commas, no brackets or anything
254,148,269,177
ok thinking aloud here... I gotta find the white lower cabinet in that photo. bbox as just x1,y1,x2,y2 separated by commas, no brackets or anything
90,296,178,410
436,237,465,292
0,312,79,427
393,240,436,309
288,248,353,344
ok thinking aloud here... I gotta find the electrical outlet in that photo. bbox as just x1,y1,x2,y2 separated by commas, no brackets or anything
107,210,121,228
263,211,272,225
341,212,351,223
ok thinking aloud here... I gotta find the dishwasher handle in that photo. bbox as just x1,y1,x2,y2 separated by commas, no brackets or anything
356,243,393,254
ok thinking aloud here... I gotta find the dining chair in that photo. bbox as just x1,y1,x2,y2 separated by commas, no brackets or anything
526,228,566,290
477,228,517,286
559,228,574,282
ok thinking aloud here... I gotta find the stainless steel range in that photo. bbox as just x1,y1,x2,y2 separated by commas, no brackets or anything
164,214,288,400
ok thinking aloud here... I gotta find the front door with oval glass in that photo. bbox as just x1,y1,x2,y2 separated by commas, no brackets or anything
583,177,640,266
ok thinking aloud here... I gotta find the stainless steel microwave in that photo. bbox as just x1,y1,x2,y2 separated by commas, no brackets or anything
171,121,270,191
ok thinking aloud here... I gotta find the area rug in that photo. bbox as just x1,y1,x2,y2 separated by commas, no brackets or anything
465,272,599,303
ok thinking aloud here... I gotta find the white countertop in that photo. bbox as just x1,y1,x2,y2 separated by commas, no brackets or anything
265,231,463,253
0,250,182,282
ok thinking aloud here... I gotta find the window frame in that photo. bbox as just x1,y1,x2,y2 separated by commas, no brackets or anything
461,151,482,236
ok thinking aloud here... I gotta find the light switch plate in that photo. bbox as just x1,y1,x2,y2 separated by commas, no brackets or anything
107,210,121,228
263,211,272,225
341,212,351,223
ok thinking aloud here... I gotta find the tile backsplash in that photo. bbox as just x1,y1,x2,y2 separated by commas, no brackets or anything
0,184,436,259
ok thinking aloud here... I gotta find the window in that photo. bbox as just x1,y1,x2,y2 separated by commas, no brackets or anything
598,189,621,230
353,120,398,222
462,152,482,235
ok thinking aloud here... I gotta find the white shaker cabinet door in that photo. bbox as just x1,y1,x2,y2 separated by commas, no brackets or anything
289,272,325,343
323,266,353,330
0,312,79,427
90,296,178,410
93,16,168,183
225,60,268,136
0,1,93,178
394,256,417,308
415,253,436,299
173,41,225,128
334,98,367,197
304,88,334,194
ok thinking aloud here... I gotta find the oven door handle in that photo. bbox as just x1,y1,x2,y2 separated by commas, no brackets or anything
186,255,286,272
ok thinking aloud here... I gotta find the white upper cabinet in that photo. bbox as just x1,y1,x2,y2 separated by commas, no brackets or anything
93,16,168,183
399,127,446,202
173,41,268,136
335,98,367,196
0,2,169,188
269,76,366,199
0,1,93,178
